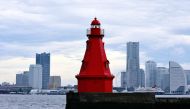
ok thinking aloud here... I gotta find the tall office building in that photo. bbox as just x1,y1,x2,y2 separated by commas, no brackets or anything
138,69,145,87
161,74,170,93
29,64,42,89
126,42,139,90
145,61,157,88
156,67,165,88
158,67,169,92
16,71,29,86
36,52,50,89
184,70,190,85
49,76,61,89
121,71,127,88
169,61,187,94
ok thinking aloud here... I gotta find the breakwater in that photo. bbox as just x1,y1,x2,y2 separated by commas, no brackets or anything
66,92,190,109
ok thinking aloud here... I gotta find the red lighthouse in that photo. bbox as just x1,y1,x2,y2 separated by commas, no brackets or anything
76,18,114,93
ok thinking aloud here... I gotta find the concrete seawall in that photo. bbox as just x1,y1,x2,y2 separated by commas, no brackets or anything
66,92,190,109
156,97,190,109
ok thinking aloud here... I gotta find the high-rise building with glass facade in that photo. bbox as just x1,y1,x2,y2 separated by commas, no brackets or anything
145,61,157,88
184,70,190,85
158,67,169,92
156,67,166,88
169,61,187,94
126,42,139,90
161,74,170,93
36,52,50,89
121,71,127,88
29,64,42,89
138,69,145,87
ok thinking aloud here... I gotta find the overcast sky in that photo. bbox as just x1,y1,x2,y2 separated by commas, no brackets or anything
1,0,190,86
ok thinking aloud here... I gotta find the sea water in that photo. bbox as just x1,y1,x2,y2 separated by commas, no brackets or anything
0,94,66,109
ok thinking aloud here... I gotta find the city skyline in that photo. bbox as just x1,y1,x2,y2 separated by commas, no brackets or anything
1,0,190,86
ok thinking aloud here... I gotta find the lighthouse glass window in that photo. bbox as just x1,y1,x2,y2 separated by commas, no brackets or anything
86,41,90,50
82,61,86,70
91,25,100,28
105,61,109,69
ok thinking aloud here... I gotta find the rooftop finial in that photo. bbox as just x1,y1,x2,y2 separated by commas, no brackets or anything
91,17,100,25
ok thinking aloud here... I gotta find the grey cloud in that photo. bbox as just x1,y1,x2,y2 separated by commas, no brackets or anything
171,27,190,35
1,0,190,84
0,40,85,59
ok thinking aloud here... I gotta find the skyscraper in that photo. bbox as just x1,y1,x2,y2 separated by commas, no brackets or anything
184,70,190,85
126,42,139,90
145,61,157,88
161,74,170,93
138,69,145,87
121,71,127,88
29,64,42,89
36,52,50,89
157,67,168,88
156,67,170,93
169,61,187,94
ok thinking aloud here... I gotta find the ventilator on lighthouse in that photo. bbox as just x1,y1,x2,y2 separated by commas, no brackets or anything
76,18,114,93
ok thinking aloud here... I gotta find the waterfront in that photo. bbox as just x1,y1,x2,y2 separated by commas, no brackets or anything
0,94,66,109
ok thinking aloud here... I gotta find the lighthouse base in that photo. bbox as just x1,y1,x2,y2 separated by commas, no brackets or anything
76,75,114,93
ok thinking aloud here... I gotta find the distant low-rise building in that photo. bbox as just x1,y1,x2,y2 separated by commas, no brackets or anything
49,76,61,89
16,73,23,86
16,71,29,86
1,82,10,86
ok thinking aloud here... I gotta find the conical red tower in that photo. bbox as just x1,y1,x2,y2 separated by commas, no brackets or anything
76,18,114,93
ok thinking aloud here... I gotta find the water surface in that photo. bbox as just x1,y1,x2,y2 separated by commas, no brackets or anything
0,94,66,109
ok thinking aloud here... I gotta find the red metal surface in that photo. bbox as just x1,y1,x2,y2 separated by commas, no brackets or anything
76,18,114,93
91,17,100,25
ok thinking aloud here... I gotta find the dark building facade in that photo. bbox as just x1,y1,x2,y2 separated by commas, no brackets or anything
16,74,23,86
36,52,50,89
16,71,29,87
138,69,145,87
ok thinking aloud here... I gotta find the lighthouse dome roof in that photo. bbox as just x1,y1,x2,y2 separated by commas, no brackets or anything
91,17,101,25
